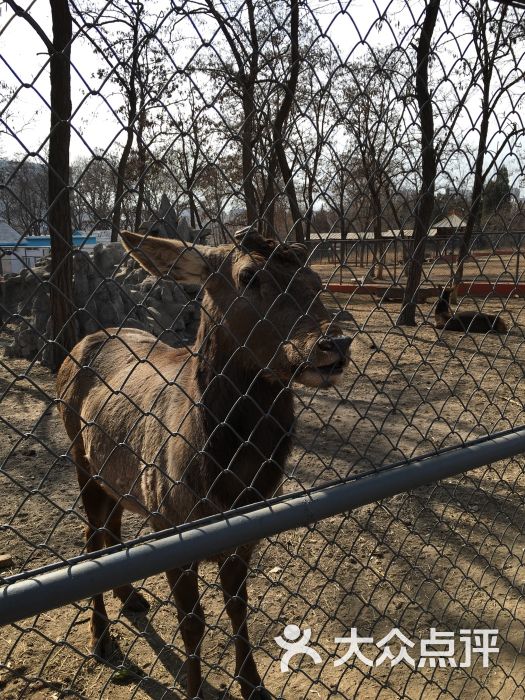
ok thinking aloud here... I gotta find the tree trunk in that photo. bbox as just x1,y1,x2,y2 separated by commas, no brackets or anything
48,0,75,370
304,150,321,242
276,143,303,242
241,84,259,226
397,0,440,326
188,191,202,229
368,158,383,280
134,111,147,231
242,0,259,226
111,120,136,241
453,98,489,286
453,6,507,286
270,0,303,242
111,7,140,241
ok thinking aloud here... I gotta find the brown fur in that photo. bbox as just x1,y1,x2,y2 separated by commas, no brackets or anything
57,229,351,700
435,287,507,334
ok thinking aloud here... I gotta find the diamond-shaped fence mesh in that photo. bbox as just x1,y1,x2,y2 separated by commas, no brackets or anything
1,0,525,698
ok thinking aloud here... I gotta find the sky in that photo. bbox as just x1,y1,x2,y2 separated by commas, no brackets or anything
0,0,410,159
1,0,127,161
0,0,524,195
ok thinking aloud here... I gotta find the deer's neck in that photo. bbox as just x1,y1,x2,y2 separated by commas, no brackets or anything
194,318,293,420
191,313,294,507
435,296,452,323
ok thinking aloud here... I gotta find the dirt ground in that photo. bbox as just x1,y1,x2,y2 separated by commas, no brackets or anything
1,291,525,699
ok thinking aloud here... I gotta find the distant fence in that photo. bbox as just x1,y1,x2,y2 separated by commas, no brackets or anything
307,232,525,286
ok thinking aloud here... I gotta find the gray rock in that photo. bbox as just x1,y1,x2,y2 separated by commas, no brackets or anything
140,275,157,293
172,284,192,305
125,268,147,285
161,194,179,239
1,241,200,366
177,217,191,242
182,283,202,297
160,280,174,304
146,305,173,331
93,243,120,276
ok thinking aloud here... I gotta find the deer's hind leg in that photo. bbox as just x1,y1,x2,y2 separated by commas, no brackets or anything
103,505,150,613
73,445,133,658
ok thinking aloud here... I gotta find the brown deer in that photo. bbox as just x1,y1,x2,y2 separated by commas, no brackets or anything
57,228,351,700
435,286,507,334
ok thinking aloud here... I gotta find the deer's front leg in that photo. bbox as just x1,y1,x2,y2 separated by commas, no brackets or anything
166,564,205,699
219,553,271,700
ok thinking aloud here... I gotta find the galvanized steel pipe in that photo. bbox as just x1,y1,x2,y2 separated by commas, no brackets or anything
2,426,525,626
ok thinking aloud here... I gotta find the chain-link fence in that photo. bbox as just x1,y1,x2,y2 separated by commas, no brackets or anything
2,0,525,698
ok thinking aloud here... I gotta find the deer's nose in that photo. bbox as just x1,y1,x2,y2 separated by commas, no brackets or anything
317,335,352,358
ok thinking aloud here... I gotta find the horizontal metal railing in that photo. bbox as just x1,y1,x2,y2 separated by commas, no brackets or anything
3,425,525,627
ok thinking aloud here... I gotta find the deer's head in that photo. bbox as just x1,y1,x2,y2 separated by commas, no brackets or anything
121,229,351,388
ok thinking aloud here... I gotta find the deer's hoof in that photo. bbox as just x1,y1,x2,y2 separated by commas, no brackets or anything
91,631,117,660
121,589,150,613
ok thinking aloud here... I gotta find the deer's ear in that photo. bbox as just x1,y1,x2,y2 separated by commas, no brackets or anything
120,231,212,284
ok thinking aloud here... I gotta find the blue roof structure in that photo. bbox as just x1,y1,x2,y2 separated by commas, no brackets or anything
0,231,97,247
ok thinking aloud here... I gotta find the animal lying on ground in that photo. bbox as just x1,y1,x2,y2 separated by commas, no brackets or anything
57,228,352,700
434,286,507,333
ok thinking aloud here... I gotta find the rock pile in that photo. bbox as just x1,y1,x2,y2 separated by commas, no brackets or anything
0,242,201,366
139,193,211,243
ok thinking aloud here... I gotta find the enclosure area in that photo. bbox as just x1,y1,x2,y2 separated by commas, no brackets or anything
1,0,525,698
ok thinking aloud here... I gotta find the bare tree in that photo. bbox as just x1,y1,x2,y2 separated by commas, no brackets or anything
398,0,440,327
338,48,411,279
168,92,213,229
188,0,304,239
281,25,340,241
1,159,48,235
105,0,141,241
189,0,260,226
260,0,303,240
71,154,117,230
5,0,75,369
322,146,355,239
77,0,177,240
453,0,524,285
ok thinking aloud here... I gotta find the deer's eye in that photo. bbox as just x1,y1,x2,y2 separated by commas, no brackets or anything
239,268,259,289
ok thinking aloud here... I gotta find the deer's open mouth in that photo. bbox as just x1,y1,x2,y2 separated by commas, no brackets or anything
293,358,347,387
314,358,346,375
